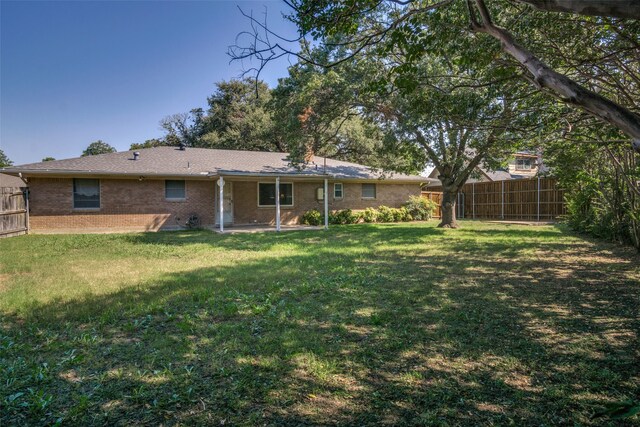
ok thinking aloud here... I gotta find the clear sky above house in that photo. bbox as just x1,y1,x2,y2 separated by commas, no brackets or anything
0,0,297,165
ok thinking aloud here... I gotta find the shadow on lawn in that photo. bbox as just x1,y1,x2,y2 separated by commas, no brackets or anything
2,225,639,425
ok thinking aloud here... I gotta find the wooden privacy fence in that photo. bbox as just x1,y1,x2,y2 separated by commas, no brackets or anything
1,187,29,238
421,191,442,219
423,177,566,221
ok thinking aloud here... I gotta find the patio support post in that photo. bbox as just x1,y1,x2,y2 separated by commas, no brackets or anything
275,176,281,232
218,176,224,233
324,178,329,230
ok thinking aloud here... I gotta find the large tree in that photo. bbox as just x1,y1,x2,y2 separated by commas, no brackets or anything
160,109,205,148
81,140,117,157
271,49,413,169
199,79,283,151
230,0,640,152
159,79,285,152
360,46,541,227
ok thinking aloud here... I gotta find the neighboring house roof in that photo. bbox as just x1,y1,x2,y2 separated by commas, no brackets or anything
427,167,511,181
426,150,543,186
0,173,26,187
1,147,428,183
481,169,513,181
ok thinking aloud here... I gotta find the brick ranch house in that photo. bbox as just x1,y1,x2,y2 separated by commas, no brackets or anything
1,147,430,232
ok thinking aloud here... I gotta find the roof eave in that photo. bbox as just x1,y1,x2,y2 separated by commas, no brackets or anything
0,169,214,179
1,168,432,184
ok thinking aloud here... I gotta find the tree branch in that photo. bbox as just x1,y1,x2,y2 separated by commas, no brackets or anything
471,0,640,152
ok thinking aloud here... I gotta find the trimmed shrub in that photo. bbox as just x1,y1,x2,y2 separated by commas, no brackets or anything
300,209,322,226
330,209,359,225
302,199,428,227
403,195,438,220
362,207,378,223
398,207,413,222
377,206,394,223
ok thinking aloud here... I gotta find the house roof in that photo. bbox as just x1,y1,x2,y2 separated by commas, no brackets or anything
1,147,428,182
482,169,513,181
0,173,26,187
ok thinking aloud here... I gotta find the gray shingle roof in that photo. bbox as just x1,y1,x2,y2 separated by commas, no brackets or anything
1,147,427,182
482,169,513,181
0,173,26,187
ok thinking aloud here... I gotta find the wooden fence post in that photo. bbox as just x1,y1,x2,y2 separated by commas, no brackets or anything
472,183,475,219
536,177,540,222
25,188,30,233
501,180,505,220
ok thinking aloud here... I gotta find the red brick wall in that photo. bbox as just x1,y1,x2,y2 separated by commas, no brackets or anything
27,177,421,231
28,178,216,231
232,180,420,225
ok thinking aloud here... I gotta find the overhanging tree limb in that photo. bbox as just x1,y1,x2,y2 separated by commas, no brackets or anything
515,0,640,19
471,0,640,153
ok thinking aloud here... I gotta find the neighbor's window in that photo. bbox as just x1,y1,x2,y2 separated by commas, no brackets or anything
73,178,100,209
361,183,376,199
165,180,186,199
334,183,343,199
515,158,532,170
258,182,293,206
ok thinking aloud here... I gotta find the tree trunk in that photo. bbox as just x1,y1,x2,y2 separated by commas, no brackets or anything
438,186,459,228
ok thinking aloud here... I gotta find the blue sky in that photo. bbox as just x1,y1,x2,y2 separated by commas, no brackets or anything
1,1,297,165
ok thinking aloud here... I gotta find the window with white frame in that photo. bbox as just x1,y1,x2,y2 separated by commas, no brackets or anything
258,182,293,206
334,183,343,199
515,158,532,170
361,183,376,199
73,178,100,209
165,180,186,199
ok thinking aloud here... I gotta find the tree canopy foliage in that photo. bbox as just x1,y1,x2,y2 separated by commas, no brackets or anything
271,48,413,170
199,79,283,151
81,140,117,157
0,149,13,167
156,77,395,167
157,79,281,152
230,0,640,152
129,139,171,151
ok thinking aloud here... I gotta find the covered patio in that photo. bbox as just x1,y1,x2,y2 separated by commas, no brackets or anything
215,174,331,233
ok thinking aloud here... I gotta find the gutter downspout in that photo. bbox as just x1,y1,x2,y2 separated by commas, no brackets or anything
19,173,29,234
218,176,224,233
324,178,329,230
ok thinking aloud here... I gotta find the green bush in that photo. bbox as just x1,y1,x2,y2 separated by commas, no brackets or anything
362,207,378,223
300,209,322,226
403,195,438,220
302,201,425,227
330,209,359,225
376,206,394,223
398,207,413,222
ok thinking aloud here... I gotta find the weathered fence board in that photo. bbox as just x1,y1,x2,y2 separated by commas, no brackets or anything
1,187,28,238
421,191,442,219
424,177,565,221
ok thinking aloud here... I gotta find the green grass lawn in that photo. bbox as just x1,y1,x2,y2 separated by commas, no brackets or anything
1,221,639,425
